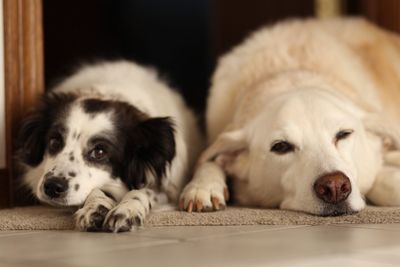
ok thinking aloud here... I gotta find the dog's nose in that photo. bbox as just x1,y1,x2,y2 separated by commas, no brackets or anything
44,177,68,198
313,172,351,204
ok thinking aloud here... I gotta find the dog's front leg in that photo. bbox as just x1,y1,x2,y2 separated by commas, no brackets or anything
75,188,117,232
103,188,166,233
367,165,400,206
179,161,229,212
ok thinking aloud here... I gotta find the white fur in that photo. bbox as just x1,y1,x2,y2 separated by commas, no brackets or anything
22,61,203,231
181,18,400,215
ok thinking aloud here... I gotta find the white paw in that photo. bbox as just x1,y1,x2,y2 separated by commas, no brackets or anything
75,201,114,232
103,200,147,233
179,180,229,212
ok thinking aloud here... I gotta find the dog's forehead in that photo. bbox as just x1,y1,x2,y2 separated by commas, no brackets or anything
251,89,360,144
268,90,354,124
65,103,114,138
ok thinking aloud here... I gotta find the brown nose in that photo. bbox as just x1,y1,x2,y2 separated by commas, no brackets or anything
313,172,351,204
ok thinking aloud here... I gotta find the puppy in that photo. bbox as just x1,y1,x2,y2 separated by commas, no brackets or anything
18,61,203,231
180,18,400,216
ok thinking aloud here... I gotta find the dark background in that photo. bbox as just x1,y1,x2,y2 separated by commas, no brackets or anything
42,0,394,113
43,0,316,113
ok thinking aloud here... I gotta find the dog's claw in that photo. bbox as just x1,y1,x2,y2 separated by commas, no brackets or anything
187,200,194,213
195,200,203,212
211,196,220,210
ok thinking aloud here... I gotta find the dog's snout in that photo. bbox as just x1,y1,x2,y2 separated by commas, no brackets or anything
44,177,68,198
313,172,351,204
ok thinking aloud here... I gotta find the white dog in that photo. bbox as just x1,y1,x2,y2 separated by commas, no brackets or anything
180,18,400,216
18,61,203,231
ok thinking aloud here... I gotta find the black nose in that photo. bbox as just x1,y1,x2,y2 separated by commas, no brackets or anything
314,172,352,204
43,177,68,198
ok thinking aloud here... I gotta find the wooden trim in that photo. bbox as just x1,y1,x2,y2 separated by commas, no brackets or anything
0,169,7,207
359,0,400,33
3,0,44,207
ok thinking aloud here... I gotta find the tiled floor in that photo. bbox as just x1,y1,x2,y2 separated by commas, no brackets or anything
1,224,400,267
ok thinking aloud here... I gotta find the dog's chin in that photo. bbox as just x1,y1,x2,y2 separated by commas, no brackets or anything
38,197,69,207
318,202,358,217
283,200,360,217
283,205,357,217
36,192,83,207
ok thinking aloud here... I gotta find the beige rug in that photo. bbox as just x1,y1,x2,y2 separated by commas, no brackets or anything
1,205,400,230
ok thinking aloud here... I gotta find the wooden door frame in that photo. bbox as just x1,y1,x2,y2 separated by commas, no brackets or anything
0,0,44,207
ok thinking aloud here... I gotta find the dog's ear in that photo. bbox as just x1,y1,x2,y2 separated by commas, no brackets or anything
199,130,249,176
123,117,176,189
363,113,400,149
17,110,48,166
17,92,77,166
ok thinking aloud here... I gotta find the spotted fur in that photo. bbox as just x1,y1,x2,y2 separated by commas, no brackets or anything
17,61,204,232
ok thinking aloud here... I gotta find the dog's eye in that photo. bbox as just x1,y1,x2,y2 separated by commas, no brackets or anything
89,145,108,161
48,135,63,154
335,129,353,142
270,141,295,154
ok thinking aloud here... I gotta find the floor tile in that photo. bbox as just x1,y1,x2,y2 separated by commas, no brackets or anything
333,223,400,232
0,230,43,237
51,225,400,267
1,225,400,267
351,245,400,266
0,230,178,264
134,225,307,241
281,256,399,267
0,258,81,267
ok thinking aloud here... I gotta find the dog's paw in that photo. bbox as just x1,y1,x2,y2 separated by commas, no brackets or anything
75,204,110,232
179,181,229,212
103,201,146,233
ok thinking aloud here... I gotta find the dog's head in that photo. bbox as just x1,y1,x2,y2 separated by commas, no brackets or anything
17,92,175,206
202,88,385,216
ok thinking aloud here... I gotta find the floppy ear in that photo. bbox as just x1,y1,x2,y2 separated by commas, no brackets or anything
17,110,48,166
123,117,176,189
363,113,400,149
17,92,77,166
199,130,248,173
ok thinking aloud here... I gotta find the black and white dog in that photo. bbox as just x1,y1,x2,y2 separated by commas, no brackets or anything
17,61,203,232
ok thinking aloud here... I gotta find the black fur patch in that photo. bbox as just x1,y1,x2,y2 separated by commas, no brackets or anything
82,98,176,190
17,92,77,166
120,117,176,189
82,98,113,113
